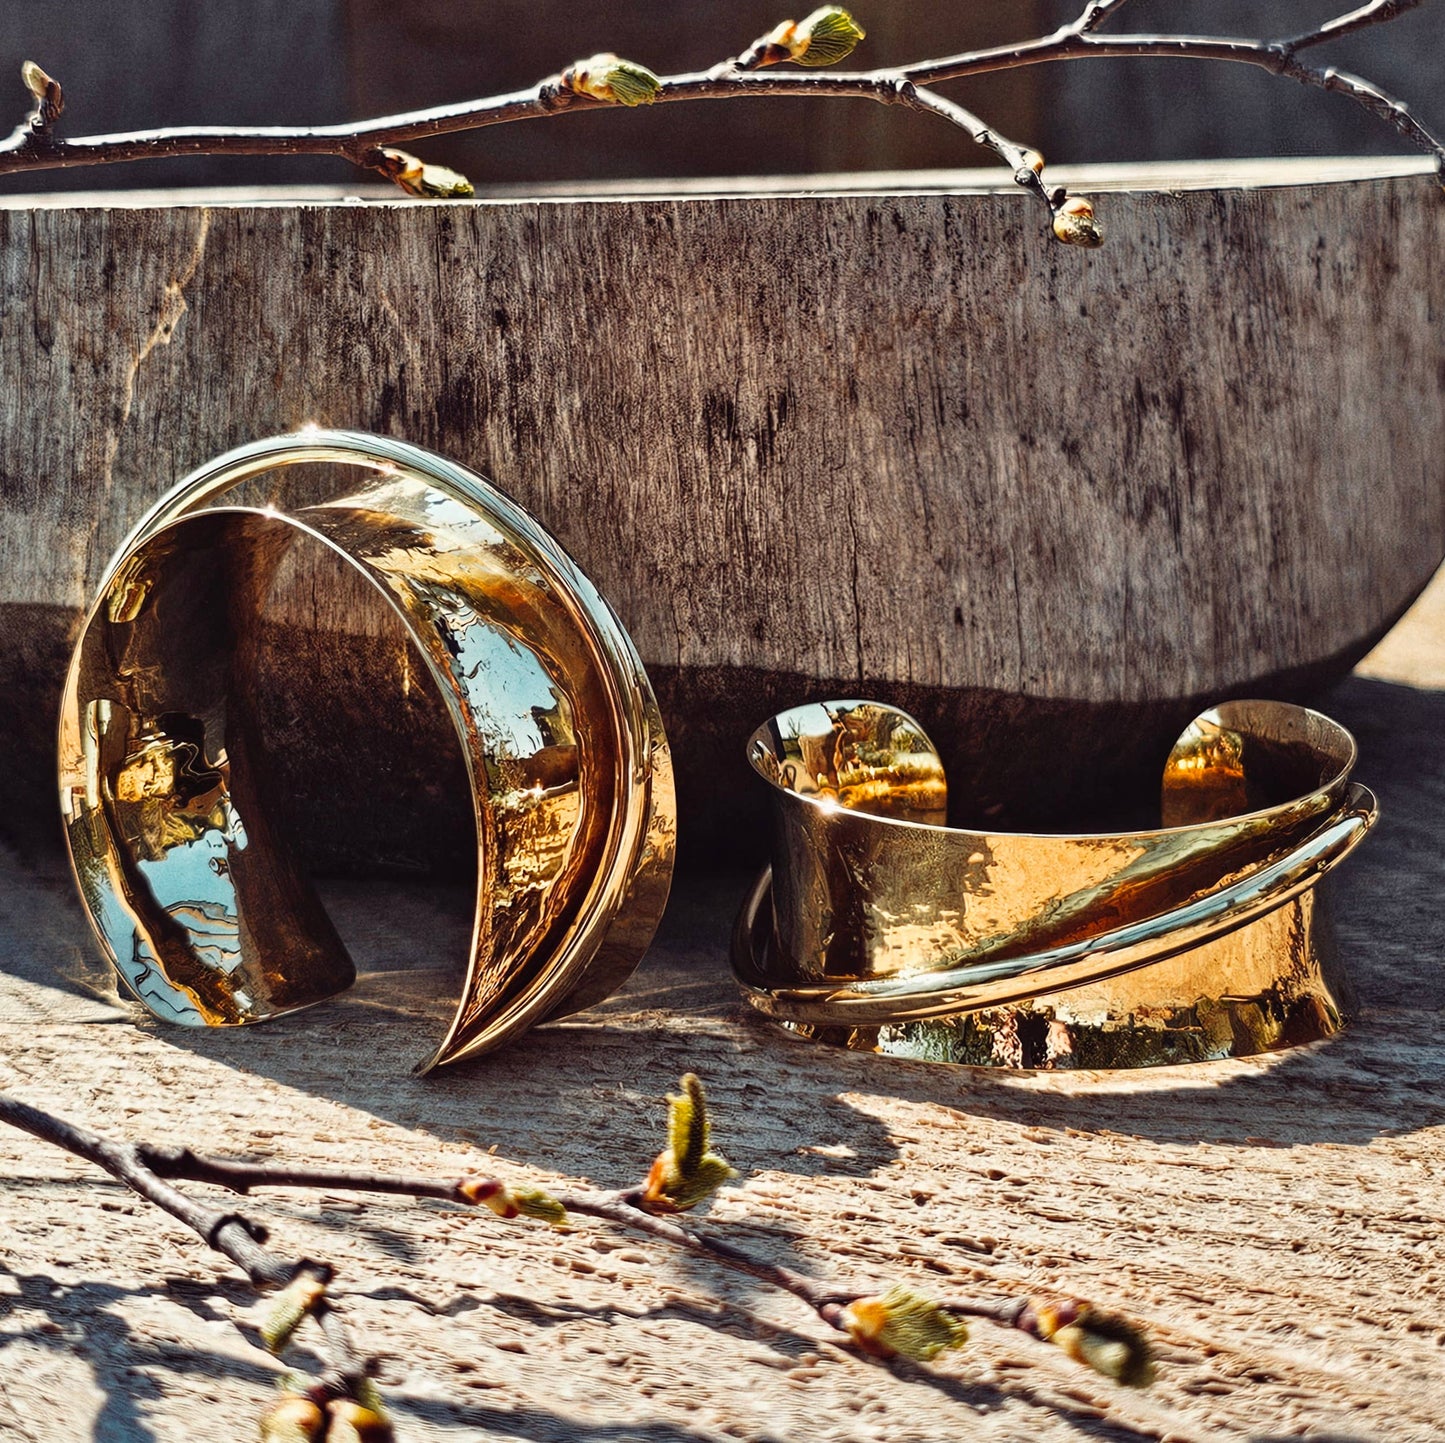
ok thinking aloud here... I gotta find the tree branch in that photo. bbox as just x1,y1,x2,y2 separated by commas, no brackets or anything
0,1094,381,1432
1074,0,1139,34
1276,0,1426,55
106,1108,1154,1382
0,0,1437,233
2,1068,1161,1439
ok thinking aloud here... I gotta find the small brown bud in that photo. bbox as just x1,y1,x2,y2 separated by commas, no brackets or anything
374,147,473,199
20,61,63,122
1052,195,1104,248
21,61,54,102
1020,1297,1154,1387
325,1397,396,1443
258,1394,326,1443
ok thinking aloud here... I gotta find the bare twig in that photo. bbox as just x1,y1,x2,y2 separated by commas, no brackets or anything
0,1094,378,1421
1276,0,1426,54
1,1069,1159,1441
102,1089,1153,1383
1075,0,1139,34
0,0,1438,237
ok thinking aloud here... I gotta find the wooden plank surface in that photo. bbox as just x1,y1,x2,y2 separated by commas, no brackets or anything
0,568,1442,1441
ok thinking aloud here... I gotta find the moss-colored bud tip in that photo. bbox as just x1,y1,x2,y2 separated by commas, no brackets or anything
512,1186,568,1226
642,1147,738,1213
1052,195,1103,248
563,54,661,106
607,59,663,107
259,1274,328,1356
643,1073,737,1212
667,1073,710,1175
841,1286,969,1362
793,8,866,67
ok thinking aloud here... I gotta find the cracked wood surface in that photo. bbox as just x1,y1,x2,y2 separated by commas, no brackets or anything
0,574,1442,1441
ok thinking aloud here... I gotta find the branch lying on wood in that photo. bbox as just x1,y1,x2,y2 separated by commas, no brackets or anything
0,1093,388,1440
0,0,1440,248
1,1073,1154,1439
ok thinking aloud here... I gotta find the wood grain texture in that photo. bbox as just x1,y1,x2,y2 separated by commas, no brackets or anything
0,617,1442,1440
1,163,1441,859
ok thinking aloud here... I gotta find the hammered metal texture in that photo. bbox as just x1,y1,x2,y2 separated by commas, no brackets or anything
733,699,1375,1066
59,431,675,1071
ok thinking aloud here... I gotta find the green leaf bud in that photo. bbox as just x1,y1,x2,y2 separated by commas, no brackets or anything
563,54,662,107
840,1286,970,1362
792,8,867,67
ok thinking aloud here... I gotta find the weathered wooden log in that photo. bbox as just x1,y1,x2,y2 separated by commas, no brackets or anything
1,159,1441,868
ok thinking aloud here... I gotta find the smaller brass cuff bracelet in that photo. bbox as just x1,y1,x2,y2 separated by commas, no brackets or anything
733,699,1376,1068
59,431,674,1071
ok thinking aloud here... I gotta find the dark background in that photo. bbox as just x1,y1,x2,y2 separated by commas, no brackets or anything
0,1,1440,193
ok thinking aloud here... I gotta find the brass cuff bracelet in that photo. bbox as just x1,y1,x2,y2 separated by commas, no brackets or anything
58,431,674,1071
732,699,1376,1068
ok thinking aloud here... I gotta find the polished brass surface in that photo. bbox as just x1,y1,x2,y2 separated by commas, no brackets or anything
733,699,1375,1066
59,431,674,1071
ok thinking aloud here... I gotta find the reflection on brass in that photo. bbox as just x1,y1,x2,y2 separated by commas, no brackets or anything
732,699,1375,1067
59,431,674,1071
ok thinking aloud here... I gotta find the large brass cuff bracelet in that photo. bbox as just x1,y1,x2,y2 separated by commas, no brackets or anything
732,699,1375,1068
58,431,674,1072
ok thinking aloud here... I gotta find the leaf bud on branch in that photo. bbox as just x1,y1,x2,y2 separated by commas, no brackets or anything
19,60,63,132
372,147,474,198
460,1176,568,1225
839,1285,971,1362
751,8,867,69
641,1072,738,1213
561,54,663,107
1052,195,1105,248
260,1269,331,1355
1018,1297,1156,1387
